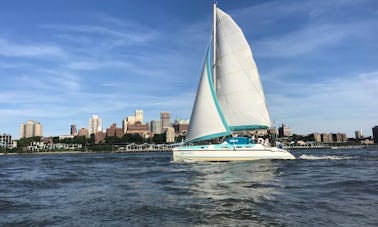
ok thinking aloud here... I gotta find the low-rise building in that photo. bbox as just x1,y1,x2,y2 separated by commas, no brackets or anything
0,134,13,148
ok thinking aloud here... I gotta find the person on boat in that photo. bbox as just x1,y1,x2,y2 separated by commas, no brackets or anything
264,138,271,147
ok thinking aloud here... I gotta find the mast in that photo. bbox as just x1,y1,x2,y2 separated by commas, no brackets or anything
212,2,217,90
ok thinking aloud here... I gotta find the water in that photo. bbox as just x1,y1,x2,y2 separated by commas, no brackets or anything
0,149,377,226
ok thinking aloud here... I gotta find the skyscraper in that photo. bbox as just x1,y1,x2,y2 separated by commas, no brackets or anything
70,125,77,136
20,120,43,138
278,124,291,137
88,114,102,136
135,109,143,124
355,130,363,139
373,126,378,144
160,112,171,131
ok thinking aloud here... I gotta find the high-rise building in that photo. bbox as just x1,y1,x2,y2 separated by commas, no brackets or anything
70,125,77,136
165,127,175,143
373,126,378,144
173,118,189,136
127,116,136,125
78,128,88,137
95,131,106,144
332,133,347,143
122,118,128,134
106,123,124,138
150,120,162,134
278,124,291,137
20,120,43,139
321,133,333,143
88,114,102,136
160,112,171,131
311,133,322,142
135,109,143,124
355,130,363,139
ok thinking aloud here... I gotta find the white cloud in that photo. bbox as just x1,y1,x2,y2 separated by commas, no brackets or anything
267,70,378,136
0,38,65,58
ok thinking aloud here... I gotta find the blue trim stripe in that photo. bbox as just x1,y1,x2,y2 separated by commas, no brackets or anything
190,131,230,143
230,125,269,131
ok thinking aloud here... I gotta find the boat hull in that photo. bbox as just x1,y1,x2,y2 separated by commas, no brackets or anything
172,144,295,162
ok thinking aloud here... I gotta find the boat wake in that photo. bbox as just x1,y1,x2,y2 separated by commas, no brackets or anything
299,154,354,160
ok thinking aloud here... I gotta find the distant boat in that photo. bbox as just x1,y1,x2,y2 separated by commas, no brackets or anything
172,3,295,162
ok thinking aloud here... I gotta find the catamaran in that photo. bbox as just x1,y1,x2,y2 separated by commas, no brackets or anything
172,4,295,162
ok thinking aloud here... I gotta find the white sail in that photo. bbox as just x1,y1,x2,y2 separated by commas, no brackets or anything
215,8,271,130
185,46,231,142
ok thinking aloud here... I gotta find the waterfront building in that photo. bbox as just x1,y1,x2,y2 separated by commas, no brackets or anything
160,112,171,131
106,123,124,138
78,127,88,137
311,133,322,142
150,120,162,134
20,120,42,139
332,133,347,143
173,118,189,136
95,131,106,144
321,133,333,143
0,134,12,148
373,126,378,144
126,121,152,139
88,114,102,137
278,124,291,137
355,130,363,139
70,125,77,136
126,122,150,134
165,127,175,143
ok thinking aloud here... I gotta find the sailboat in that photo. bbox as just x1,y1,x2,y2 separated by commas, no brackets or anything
172,4,295,162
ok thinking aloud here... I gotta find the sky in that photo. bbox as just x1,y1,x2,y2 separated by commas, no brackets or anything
0,0,377,139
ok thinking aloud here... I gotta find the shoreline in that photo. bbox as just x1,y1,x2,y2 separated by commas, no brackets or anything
1,145,377,156
0,150,172,155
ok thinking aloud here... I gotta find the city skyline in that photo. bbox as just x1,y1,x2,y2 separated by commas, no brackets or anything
0,0,377,138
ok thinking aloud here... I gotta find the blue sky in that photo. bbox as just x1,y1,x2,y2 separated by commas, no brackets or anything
1,0,377,138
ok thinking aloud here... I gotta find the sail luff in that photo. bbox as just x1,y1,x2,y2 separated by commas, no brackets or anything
212,3,217,90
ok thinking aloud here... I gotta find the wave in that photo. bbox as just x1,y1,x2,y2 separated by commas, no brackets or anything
299,154,354,160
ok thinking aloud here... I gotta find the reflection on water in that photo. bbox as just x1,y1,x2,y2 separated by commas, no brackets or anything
188,161,279,201
178,160,284,225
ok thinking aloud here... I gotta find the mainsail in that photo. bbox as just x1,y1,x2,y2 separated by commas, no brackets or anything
185,5,271,142
215,8,271,130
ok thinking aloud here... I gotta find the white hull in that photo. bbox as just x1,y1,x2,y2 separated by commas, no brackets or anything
172,144,295,162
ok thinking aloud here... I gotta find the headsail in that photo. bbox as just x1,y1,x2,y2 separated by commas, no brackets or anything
215,8,271,130
185,46,231,142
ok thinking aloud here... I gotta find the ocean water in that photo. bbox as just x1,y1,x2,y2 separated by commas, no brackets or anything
0,148,377,226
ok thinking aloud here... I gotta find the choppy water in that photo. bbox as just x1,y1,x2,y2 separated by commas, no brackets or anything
0,148,377,226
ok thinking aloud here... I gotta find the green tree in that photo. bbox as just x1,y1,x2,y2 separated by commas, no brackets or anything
153,134,165,143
